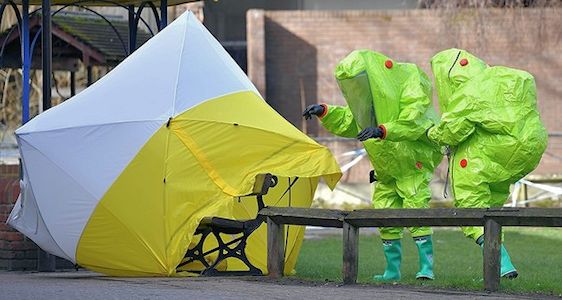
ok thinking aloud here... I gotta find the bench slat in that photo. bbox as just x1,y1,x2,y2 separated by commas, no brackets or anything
260,207,347,228
259,207,562,227
346,208,562,227
346,208,483,227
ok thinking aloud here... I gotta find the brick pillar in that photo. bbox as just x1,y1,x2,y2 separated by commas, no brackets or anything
246,9,266,99
0,164,75,270
0,167,37,270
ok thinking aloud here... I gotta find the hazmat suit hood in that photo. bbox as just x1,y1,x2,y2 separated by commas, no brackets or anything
334,50,402,128
430,48,487,113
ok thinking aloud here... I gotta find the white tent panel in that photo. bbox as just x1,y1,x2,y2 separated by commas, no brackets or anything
173,12,259,115
8,184,72,262
16,12,188,135
18,138,101,261
19,121,162,200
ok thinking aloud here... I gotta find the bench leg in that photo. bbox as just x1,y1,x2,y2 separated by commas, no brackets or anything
483,217,501,292
267,217,285,278
343,221,359,284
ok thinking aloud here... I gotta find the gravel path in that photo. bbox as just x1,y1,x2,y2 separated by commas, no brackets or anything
0,271,555,300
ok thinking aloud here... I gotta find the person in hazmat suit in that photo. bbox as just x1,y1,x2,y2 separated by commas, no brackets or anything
303,50,442,281
427,48,548,279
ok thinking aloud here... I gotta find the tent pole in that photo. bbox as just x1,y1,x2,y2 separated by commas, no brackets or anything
38,0,56,272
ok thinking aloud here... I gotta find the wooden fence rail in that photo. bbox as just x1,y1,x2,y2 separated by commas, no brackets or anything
259,207,562,292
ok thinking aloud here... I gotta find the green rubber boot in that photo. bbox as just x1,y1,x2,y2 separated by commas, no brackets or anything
477,236,518,279
414,235,434,280
374,239,401,281
499,245,518,278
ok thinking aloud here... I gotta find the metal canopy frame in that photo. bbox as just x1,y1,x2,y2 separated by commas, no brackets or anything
0,0,170,271
1,0,169,121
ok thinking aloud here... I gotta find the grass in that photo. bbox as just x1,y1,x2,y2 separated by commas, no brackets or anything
294,227,562,296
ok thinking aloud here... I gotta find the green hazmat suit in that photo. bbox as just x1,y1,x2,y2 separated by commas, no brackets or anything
320,50,442,240
428,48,548,240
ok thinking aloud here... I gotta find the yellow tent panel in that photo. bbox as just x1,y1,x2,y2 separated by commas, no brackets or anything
77,91,340,276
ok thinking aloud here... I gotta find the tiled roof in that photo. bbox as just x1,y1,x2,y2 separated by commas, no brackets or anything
0,11,154,65
51,12,153,63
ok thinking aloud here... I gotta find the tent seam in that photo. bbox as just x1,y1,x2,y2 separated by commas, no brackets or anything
162,12,190,267
171,11,190,117
17,119,166,135
173,118,321,146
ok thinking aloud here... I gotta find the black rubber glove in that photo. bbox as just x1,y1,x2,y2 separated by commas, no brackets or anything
369,170,377,183
302,104,325,120
357,127,383,141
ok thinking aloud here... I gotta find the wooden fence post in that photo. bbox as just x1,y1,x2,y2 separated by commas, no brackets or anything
267,216,285,278
483,217,502,292
342,221,359,284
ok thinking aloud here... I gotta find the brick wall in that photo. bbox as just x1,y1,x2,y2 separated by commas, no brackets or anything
0,164,36,270
247,8,562,177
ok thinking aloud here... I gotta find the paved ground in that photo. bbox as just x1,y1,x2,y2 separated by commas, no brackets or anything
0,271,556,300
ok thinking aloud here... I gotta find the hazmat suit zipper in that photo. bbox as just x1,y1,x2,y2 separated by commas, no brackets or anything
442,51,461,200
443,146,451,198
448,146,457,200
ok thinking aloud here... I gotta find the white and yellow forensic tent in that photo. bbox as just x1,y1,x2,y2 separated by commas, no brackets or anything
7,11,341,276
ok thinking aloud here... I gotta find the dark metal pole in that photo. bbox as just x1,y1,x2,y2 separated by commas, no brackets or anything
38,0,55,272
86,65,93,86
41,0,52,111
159,0,167,30
127,5,136,54
21,0,30,123
70,71,76,97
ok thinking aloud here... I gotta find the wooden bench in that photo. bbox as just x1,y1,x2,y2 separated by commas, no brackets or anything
178,174,278,276
260,207,562,292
